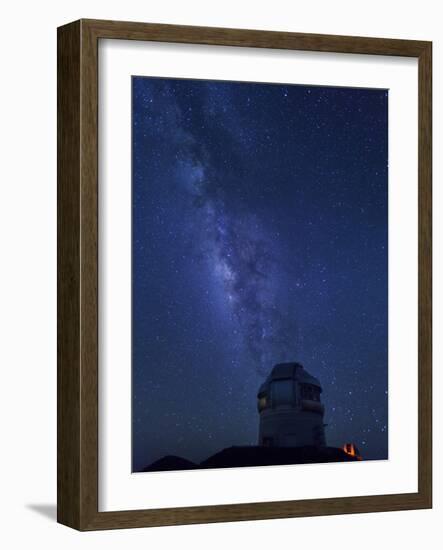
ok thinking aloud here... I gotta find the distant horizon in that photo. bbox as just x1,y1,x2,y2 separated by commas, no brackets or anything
132,76,388,472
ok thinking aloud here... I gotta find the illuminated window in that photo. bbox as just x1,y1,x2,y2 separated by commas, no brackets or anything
258,394,268,412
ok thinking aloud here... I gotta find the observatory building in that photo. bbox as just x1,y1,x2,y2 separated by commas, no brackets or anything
142,361,363,472
257,362,326,448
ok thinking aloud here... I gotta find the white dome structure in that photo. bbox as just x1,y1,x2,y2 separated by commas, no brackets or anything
257,362,326,448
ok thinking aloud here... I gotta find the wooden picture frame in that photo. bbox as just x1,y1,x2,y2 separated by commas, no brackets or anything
57,18,432,530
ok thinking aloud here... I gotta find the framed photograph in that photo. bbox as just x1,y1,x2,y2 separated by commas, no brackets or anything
57,19,432,530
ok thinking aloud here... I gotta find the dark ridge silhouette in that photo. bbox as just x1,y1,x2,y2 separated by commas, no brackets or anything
142,445,359,472
141,455,197,472
200,445,358,468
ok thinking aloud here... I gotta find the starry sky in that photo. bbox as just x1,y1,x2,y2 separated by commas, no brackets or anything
132,76,388,472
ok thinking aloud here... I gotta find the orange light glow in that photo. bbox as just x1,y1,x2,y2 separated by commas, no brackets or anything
343,443,362,460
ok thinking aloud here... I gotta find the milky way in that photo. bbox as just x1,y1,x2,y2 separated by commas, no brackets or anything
132,77,388,470
168,93,298,375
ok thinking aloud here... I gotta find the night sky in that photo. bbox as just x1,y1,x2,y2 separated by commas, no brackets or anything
132,77,388,472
